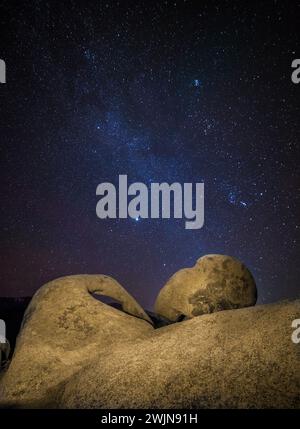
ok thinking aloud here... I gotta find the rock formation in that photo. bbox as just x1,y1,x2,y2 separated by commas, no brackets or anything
61,300,300,409
0,258,299,409
0,274,153,408
155,254,257,321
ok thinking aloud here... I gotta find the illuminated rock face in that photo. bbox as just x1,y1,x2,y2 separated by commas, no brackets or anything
0,266,299,409
61,300,300,409
0,275,153,408
155,254,257,321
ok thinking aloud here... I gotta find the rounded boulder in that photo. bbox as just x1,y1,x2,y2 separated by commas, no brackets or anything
155,254,257,321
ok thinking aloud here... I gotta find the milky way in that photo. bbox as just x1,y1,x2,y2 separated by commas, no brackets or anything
1,1,299,308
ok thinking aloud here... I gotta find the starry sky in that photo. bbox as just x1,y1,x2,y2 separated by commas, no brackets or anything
0,0,299,309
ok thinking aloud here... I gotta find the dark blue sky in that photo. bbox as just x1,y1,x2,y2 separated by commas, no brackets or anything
0,0,299,308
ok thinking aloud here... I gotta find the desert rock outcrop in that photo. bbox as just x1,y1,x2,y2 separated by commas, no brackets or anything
0,262,299,409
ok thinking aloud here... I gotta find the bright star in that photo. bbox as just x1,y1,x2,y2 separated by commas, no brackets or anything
228,191,236,204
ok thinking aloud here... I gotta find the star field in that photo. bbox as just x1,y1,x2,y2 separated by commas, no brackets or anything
0,1,299,308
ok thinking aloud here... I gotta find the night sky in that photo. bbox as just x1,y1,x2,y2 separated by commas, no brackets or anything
1,1,299,309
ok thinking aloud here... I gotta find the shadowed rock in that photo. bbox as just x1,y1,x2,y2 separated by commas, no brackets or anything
155,254,257,321
0,341,10,370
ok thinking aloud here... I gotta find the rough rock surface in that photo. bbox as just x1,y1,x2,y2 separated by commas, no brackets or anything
0,275,153,408
61,300,300,409
155,254,257,321
0,274,299,409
